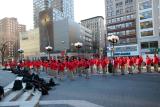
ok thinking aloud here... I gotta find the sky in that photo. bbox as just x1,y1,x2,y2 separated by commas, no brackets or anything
0,0,105,30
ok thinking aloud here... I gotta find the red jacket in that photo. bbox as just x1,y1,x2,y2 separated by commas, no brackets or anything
153,56,159,64
146,57,152,65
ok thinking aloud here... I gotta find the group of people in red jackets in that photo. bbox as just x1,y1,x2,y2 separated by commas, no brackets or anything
3,54,159,80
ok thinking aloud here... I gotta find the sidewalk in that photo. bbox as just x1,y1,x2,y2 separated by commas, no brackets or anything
0,70,16,87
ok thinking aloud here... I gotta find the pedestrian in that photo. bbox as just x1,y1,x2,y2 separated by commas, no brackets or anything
114,57,119,75
127,57,133,74
58,60,65,81
120,57,126,75
153,54,159,72
84,59,90,79
146,55,152,73
101,58,107,76
136,56,143,74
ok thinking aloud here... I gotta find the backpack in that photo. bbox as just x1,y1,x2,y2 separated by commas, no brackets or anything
0,86,4,96
25,82,33,90
12,80,23,91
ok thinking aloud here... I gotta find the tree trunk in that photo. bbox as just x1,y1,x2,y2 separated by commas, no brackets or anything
1,52,4,65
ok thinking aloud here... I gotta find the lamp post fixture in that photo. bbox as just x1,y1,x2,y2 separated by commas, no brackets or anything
45,46,52,60
74,42,83,57
107,35,119,74
18,48,24,61
107,35,119,58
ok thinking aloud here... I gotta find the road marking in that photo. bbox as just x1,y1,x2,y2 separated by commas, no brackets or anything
40,100,104,107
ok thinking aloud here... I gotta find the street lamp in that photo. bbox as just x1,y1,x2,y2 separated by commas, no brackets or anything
45,46,52,60
107,35,119,58
107,35,119,74
61,41,67,56
18,48,24,61
74,42,83,57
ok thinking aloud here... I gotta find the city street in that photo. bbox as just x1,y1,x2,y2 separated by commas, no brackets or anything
40,72,160,107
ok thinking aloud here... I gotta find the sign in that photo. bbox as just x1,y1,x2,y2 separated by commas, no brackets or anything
107,44,138,56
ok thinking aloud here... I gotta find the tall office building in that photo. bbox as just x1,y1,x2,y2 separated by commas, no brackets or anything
81,16,105,54
137,0,160,57
105,0,138,56
0,17,26,58
33,0,74,28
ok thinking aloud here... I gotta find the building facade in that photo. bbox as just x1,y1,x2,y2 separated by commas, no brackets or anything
19,28,40,57
0,17,26,59
137,0,160,57
33,0,74,28
19,19,93,58
80,25,93,53
105,0,138,56
81,16,105,54
54,18,92,53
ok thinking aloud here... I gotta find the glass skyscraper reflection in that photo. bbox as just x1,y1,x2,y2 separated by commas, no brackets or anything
33,0,74,28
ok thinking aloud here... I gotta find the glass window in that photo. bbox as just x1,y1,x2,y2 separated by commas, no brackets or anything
112,18,116,23
150,41,158,48
140,10,152,20
140,21,153,29
141,42,149,49
116,17,121,22
126,22,134,27
108,19,112,23
139,0,152,10
126,15,131,20
116,2,123,8
126,30,136,35
141,30,153,37
125,0,133,4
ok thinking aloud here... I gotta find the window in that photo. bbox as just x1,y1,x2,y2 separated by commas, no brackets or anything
140,21,153,29
116,2,123,8
141,41,158,49
141,42,149,49
116,9,123,15
140,10,152,20
112,18,116,23
125,0,133,4
126,30,136,35
141,30,153,37
139,0,152,10
150,41,158,48
116,17,121,22
126,22,134,27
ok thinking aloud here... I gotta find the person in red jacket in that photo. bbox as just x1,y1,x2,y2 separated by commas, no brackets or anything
127,57,133,74
101,58,107,76
146,55,152,72
50,60,58,78
84,58,90,79
120,57,126,75
114,57,119,75
58,60,65,80
136,56,143,73
67,60,75,80
153,54,159,72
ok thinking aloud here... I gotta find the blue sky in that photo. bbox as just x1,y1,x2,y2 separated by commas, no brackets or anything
0,0,105,30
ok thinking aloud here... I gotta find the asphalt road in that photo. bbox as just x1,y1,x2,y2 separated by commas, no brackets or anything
40,73,160,107
0,70,16,87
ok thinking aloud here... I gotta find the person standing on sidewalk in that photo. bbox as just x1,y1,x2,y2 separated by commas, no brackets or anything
146,55,152,73
153,54,159,72
136,56,143,74
127,57,133,74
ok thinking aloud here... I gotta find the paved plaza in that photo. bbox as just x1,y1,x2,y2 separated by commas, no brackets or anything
40,72,160,107
0,70,16,87
0,70,160,107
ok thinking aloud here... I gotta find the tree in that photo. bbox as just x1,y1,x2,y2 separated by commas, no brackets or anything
0,41,8,65
0,41,15,65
